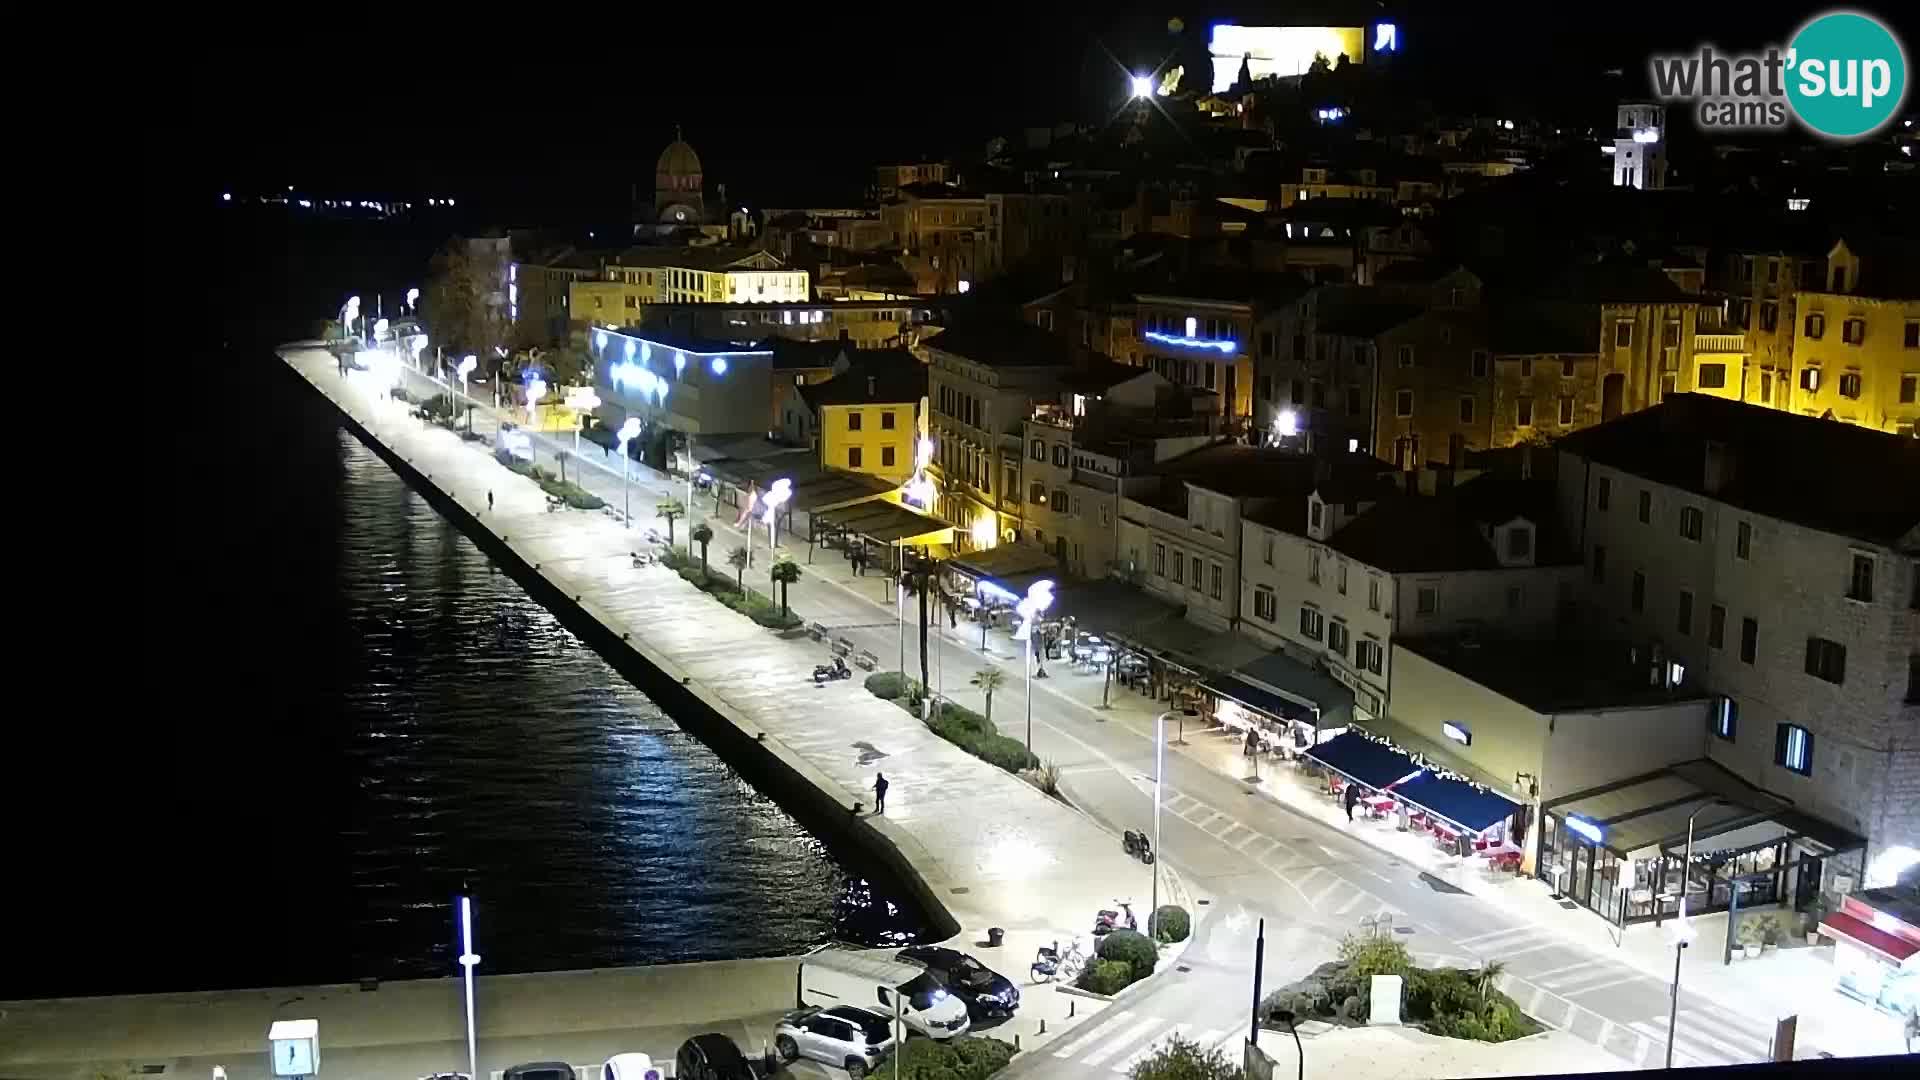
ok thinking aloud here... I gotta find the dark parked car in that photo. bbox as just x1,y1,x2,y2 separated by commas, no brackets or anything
897,945,1019,1018
502,1065,574,1080
676,1033,754,1080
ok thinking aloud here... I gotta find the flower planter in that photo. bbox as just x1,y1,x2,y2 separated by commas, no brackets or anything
1742,944,1762,960
1806,932,1821,946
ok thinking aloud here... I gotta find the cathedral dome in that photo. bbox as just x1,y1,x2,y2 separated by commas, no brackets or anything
657,137,702,181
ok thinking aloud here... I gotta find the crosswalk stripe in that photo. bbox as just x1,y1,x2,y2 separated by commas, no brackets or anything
1194,1028,1232,1055
1547,966,1644,992
1082,1014,1169,1067
1627,1021,1716,1067
1291,866,1326,888
1491,940,1567,960
1113,1023,1192,1073
1333,890,1370,915
1312,879,1346,907
1455,924,1538,947
1053,1009,1138,1059
1238,833,1275,854
1629,1017,1760,1065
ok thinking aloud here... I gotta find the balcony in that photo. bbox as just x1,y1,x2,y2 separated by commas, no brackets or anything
1694,333,1747,353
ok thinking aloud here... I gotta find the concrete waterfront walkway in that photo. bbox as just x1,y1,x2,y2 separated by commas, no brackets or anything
364,355,1902,1063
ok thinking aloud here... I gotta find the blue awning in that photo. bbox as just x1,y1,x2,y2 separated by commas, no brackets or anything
1201,673,1320,726
1394,772,1520,834
1304,732,1424,791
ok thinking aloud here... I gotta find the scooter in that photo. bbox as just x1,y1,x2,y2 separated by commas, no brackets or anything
1123,829,1155,864
813,656,852,684
1093,900,1138,937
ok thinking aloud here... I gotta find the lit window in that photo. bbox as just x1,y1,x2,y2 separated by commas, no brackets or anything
1776,723,1813,775
1712,696,1737,741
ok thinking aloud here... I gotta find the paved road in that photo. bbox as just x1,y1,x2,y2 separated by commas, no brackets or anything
393,368,1796,1074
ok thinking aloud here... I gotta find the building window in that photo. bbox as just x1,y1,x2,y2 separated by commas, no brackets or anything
1254,587,1276,621
1709,604,1726,649
1506,584,1524,610
848,411,863,432
1368,577,1381,612
1712,696,1738,741
1520,357,1534,378
1307,549,1322,584
1698,363,1727,389
1003,465,1016,499
1598,476,1611,511
1562,357,1576,377
1328,620,1349,656
1558,396,1574,424
1776,723,1813,776
1631,570,1646,612
1516,396,1533,426
1415,585,1438,615
1838,372,1862,399
1679,506,1703,541
1398,345,1414,368
1191,556,1202,590
1905,321,1919,348
1170,549,1183,583
1801,366,1822,392
1847,554,1874,602
1804,313,1825,340
1677,590,1694,636
1052,487,1069,512
1901,374,1918,404
1507,526,1532,559
1052,444,1069,467
1153,544,1166,576
1471,350,1489,377
1259,374,1274,402
1029,438,1044,461
1336,562,1348,594
1459,396,1475,424
1592,544,1607,583
1736,521,1752,559
1805,636,1848,684
1210,562,1223,600
1638,490,1652,524
1842,318,1865,345
1614,321,1633,348
1395,389,1414,417
1029,482,1046,504
1909,655,1920,704
1263,535,1274,566
881,446,896,468
1759,302,1778,331
848,447,863,468
1357,639,1383,675
1740,616,1759,664
1299,606,1325,641
881,411,896,430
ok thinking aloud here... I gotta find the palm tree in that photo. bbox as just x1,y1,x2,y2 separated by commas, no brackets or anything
726,545,749,590
971,667,1006,724
691,523,714,576
770,556,803,617
1476,959,1508,1004
656,498,685,548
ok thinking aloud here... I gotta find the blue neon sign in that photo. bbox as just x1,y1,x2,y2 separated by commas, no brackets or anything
1565,815,1605,844
1144,330,1238,354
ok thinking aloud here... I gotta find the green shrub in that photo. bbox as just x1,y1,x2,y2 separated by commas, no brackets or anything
1126,1034,1243,1080
1149,905,1191,944
1099,929,1158,980
976,734,1040,772
878,1034,1015,1080
1338,933,1412,980
866,672,908,699
1079,959,1135,996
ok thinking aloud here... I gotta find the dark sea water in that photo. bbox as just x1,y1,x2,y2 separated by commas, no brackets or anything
22,210,921,1000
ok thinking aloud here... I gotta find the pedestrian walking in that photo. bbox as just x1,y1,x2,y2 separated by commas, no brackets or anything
1344,782,1361,823
873,772,889,814
488,490,494,512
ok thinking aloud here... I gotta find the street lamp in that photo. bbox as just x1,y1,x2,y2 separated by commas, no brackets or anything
405,287,419,314
1665,798,1727,1069
617,417,642,527
525,376,546,431
1130,73,1154,98
1151,708,1197,937
1014,580,1056,751
456,895,481,1080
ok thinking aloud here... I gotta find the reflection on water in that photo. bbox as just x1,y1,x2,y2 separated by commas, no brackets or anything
333,435,923,979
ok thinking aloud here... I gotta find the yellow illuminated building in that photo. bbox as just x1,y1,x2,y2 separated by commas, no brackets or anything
799,365,929,484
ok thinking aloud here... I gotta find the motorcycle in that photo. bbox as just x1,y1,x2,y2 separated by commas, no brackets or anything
1030,938,1086,983
1093,900,1138,937
813,656,852,684
1123,829,1155,864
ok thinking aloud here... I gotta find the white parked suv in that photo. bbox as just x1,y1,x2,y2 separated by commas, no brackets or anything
774,1005,896,1079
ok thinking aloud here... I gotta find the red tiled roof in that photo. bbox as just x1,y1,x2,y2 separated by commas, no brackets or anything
1819,912,1920,964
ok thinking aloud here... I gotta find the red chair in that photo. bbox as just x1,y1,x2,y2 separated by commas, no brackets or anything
1473,837,1490,852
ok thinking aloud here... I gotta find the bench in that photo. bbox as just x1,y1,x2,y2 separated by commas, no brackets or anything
853,650,879,671
808,622,831,642
832,636,855,658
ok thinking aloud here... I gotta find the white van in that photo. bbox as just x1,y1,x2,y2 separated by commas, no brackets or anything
798,947,972,1040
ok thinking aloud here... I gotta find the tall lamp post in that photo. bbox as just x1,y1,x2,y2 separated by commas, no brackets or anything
1665,798,1727,1069
456,355,478,433
1013,580,1056,752
1151,708,1198,933
616,418,641,527
456,895,481,1080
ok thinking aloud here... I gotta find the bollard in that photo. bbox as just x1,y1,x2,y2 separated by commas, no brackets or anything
1014,1035,1021,1052
1039,1018,1047,1034
1070,1000,1076,1017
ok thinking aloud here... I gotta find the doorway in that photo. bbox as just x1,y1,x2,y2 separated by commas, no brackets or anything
1602,373,1625,420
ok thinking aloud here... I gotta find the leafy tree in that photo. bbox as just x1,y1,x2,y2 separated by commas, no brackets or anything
726,545,749,589
691,523,714,574
1338,932,1412,979
1127,1033,1244,1080
423,237,512,377
770,556,802,617
970,667,1006,724
657,498,685,548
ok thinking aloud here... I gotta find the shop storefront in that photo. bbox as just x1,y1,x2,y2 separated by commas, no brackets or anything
1201,654,1354,755
1819,888,1920,1016
1539,760,1865,929
1304,730,1523,859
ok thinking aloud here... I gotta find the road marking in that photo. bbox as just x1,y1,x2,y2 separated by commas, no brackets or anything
1291,866,1326,888
1194,1028,1232,1054
1081,1014,1168,1067
1113,1023,1192,1073
1333,890,1370,915
1547,967,1644,993
1053,1009,1139,1059
1454,925,1538,948
1527,959,1604,982
1495,940,1570,960
1234,831,1270,853
1311,879,1347,907
1197,811,1230,832
1219,822,1249,843
1627,1019,1740,1067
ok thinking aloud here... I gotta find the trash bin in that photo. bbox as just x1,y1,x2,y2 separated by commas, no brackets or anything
987,927,1004,947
